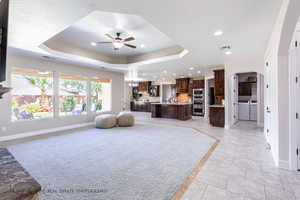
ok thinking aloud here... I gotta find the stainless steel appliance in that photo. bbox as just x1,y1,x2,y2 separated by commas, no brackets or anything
193,89,205,116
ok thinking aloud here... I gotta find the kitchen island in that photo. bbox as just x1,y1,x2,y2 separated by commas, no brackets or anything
151,103,192,121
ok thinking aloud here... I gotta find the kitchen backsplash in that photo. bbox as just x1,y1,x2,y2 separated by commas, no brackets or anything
177,93,191,103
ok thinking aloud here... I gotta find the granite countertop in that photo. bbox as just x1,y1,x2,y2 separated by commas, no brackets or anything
0,148,41,200
151,102,192,105
209,104,225,108
132,101,160,104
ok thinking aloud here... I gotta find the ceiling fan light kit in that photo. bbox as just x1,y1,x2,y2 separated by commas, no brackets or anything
220,45,232,55
95,32,137,50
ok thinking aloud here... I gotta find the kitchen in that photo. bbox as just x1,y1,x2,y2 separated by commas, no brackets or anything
129,77,205,120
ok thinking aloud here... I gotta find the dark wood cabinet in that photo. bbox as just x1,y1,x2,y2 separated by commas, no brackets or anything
214,69,224,81
209,106,225,127
138,81,151,92
214,70,225,104
176,78,190,93
130,102,151,112
192,80,205,89
238,82,252,96
178,104,192,120
151,104,192,120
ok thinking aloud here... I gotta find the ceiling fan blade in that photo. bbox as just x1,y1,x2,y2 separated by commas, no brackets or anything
96,42,112,44
105,33,115,40
124,43,136,49
123,37,135,42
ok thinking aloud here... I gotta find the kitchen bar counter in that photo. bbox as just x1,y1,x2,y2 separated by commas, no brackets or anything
209,104,225,108
151,103,192,121
151,102,192,105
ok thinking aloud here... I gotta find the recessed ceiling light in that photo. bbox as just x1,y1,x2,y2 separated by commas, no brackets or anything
140,44,145,48
163,70,167,74
214,30,223,36
225,51,232,55
91,42,97,46
197,71,201,74
189,67,194,70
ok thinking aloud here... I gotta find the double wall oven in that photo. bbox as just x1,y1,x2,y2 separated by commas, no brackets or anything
193,89,205,116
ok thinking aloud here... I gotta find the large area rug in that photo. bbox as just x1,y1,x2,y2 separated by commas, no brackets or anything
8,123,216,200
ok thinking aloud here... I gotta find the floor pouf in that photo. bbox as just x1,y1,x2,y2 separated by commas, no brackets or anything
95,114,117,129
117,112,135,127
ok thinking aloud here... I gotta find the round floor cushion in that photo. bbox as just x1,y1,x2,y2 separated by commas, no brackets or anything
117,112,135,127
95,114,117,129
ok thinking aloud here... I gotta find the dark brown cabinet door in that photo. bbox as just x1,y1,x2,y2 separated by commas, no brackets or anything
214,70,225,103
239,82,252,96
209,107,224,127
192,80,205,89
176,78,190,93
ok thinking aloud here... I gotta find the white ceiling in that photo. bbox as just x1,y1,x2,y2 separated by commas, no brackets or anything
45,11,178,57
8,0,283,79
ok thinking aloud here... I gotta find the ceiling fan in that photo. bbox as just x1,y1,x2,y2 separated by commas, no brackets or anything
95,32,136,50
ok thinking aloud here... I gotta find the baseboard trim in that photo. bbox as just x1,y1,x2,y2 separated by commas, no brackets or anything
278,160,289,170
0,122,94,142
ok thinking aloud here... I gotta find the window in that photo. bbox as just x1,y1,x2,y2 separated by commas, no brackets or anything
59,74,87,116
11,67,53,121
91,77,111,112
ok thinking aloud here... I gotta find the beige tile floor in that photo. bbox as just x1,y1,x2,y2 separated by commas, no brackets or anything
133,112,300,200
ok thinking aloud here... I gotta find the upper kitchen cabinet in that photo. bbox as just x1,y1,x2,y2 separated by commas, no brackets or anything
214,70,224,96
192,80,205,89
176,78,190,93
238,82,252,96
138,81,151,92
214,69,225,104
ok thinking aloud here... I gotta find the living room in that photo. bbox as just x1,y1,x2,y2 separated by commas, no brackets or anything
1,0,300,200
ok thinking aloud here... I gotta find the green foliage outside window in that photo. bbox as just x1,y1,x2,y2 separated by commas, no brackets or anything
62,96,76,112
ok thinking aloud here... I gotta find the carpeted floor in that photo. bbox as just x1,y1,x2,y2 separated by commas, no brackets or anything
8,123,215,200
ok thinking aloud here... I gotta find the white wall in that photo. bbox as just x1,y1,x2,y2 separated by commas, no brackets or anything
264,0,300,168
224,57,265,129
0,52,124,137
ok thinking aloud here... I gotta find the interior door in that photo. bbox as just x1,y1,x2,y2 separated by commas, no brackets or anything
231,74,239,125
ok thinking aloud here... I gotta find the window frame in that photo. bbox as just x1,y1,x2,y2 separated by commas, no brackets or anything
90,77,112,113
58,73,88,117
10,67,54,122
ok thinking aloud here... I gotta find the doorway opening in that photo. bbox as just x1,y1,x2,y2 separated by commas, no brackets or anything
230,72,264,127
